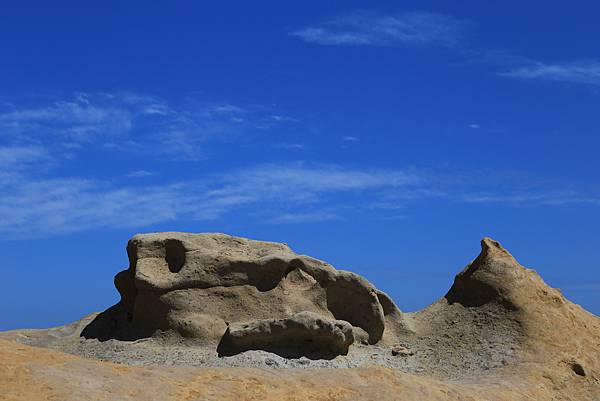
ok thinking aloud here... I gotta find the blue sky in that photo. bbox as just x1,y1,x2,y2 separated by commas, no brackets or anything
2,1,600,330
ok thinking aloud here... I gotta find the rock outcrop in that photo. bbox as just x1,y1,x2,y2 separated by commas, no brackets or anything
2,234,600,401
445,237,528,308
82,232,406,354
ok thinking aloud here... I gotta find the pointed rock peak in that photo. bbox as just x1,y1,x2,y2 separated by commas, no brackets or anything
445,237,524,308
479,237,516,261
464,237,522,277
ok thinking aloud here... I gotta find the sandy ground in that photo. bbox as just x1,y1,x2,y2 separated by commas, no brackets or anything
0,338,591,401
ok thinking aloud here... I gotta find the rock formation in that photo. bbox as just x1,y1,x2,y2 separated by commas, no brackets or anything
82,232,406,354
1,233,599,401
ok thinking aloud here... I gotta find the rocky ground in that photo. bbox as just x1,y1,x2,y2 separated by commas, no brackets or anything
1,300,522,379
1,233,599,400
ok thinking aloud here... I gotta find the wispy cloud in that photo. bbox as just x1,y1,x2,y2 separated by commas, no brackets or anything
0,94,138,140
2,91,600,238
215,164,419,195
454,43,600,89
499,60,600,86
269,212,339,224
460,191,600,206
291,11,468,47
275,143,305,150
294,12,600,90
0,145,50,184
466,50,600,87
0,145,47,169
2,162,600,238
0,164,421,236
0,179,192,235
127,170,154,178
0,92,297,160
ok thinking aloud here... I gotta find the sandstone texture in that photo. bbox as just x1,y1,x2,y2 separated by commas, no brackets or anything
81,232,401,348
1,234,599,400
218,311,354,358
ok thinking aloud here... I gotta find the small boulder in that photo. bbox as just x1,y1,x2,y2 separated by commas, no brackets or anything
391,345,413,357
218,311,354,359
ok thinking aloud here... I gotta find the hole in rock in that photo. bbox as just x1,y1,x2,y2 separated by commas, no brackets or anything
570,362,586,377
165,239,186,273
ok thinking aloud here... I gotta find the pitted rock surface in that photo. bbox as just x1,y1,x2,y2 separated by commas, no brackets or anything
82,232,404,347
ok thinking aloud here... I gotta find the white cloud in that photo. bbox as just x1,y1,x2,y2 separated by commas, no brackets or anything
158,130,206,161
0,93,295,161
0,145,50,185
208,104,245,114
2,91,599,238
460,192,600,206
0,96,134,140
0,164,422,236
0,145,47,169
500,61,600,86
143,103,172,116
270,115,298,122
214,165,419,196
275,143,305,150
464,48,600,88
269,212,339,224
342,136,359,141
1,162,599,237
127,170,155,178
468,124,480,129
0,179,192,235
292,11,468,47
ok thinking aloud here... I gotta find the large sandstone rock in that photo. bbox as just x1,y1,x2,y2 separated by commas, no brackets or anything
218,311,354,359
82,232,406,352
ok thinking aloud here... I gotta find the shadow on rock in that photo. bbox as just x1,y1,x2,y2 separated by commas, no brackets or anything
80,303,155,342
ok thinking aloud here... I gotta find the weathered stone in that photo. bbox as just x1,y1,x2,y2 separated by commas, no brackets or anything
82,232,408,349
218,311,354,359
4,235,600,401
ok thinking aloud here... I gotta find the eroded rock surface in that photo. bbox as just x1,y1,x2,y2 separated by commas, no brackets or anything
445,237,527,308
82,232,403,352
218,311,354,359
2,234,599,401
